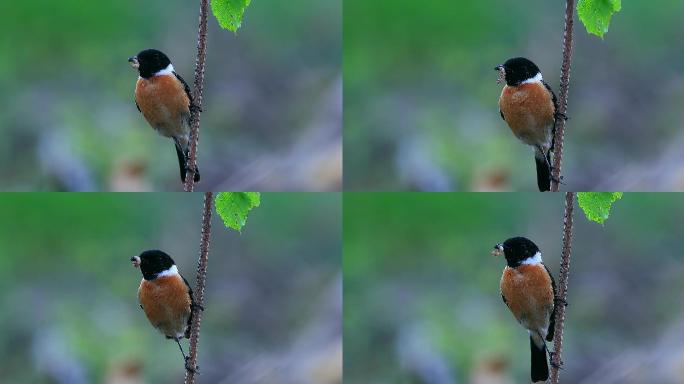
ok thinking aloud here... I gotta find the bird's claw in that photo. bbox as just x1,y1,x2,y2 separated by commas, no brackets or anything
548,170,565,186
555,112,569,121
554,297,568,306
548,351,564,369
184,357,200,374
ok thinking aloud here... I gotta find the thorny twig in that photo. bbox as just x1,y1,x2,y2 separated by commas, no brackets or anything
550,192,575,383
184,192,214,383
550,0,576,192
184,0,209,191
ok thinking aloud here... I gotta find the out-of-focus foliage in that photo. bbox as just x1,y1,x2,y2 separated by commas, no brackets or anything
0,0,341,191
578,0,622,38
215,191,261,231
577,191,622,224
344,0,684,191
211,0,252,32
344,193,684,383
0,193,341,383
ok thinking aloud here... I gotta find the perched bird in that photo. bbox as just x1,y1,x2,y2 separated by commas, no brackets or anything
131,250,200,371
495,57,562,191
128,49,200,183
492,237,557,383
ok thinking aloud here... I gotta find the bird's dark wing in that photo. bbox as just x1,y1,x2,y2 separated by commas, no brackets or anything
174,71,203,119
182,275,194,299
545,264,557,342
182,275,195,339
499,109,505,121
542,80,559,115
501,292,509,307
135,100,141,113
174,72,193,103
542,80,560,153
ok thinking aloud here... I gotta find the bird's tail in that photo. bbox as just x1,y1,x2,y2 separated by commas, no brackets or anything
530,336,549,382
535,148,551,192
174,139,200,183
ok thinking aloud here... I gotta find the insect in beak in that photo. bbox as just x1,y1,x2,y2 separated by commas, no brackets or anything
495,65,505,84
128,57,140,69
491,244,504,257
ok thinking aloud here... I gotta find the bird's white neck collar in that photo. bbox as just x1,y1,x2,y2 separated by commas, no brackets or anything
520,251,543,265
153,64,175,77
156,264,179,278
521,72,543,84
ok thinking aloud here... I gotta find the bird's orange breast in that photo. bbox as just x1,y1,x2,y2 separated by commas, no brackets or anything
135,75,190,138
500,264,554,334
138,274,192,339
499,82,555,147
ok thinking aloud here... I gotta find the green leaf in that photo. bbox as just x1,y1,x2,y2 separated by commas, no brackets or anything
577,0,622,38
215,192,261,231
210,0,252,32
577,192,622,224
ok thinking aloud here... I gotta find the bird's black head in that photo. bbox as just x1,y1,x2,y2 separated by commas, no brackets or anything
495,57,542,86
128,49,172,79
131,249,176,280
492,236,541,268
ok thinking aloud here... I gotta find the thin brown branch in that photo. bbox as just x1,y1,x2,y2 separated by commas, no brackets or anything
184,0,210,192
550,0,576,192
550,192,575,383
184,192,214,383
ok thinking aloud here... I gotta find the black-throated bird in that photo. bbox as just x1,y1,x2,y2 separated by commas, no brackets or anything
131,250,201,371
496,57,561,191
493,237,557,382
129,49,200,183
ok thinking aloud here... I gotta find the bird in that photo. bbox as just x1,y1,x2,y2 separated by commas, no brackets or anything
492,237,557,383
128,49,201,183
131,250,200,371
495,57,562,191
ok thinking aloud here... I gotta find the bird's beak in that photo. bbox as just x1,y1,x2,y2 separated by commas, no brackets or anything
491,244,504,257
131,255,141,268
128,56,139,69
495,65,505,84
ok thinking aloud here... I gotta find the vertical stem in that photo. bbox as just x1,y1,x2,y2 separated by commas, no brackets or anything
549,192,575,383
184,0,210,192
550,0,575,192
184,192,214,384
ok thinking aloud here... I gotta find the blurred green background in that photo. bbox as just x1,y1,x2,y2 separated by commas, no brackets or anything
0,0,341,191
344,1,684,191
0,193,341,383
344,193,684,383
